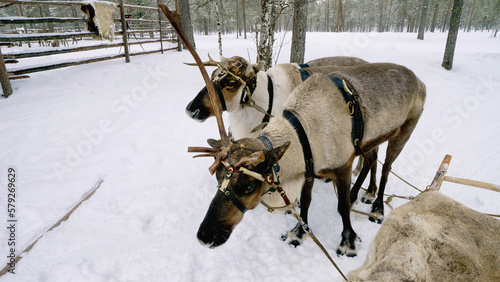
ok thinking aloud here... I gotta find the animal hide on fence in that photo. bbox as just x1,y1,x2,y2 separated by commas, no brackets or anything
348,191,500,281
81,1,116,42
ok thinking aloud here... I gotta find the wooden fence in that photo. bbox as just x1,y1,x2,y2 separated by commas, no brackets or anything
0,0,180,98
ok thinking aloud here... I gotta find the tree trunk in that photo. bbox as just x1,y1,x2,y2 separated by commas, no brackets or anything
417,0,429,40
258,0,271,68
430,2,439,32
236,0,239,38
325,0,330,32
242,0,247,39
378,0,385,32
335,0,344,32
290,0,307,64
442,0,464,70
466,0,476,32
442,0,453,32
178,0,196,50
215,0,222,55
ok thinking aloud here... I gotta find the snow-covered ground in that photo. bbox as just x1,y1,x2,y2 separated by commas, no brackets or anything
0,31,499,281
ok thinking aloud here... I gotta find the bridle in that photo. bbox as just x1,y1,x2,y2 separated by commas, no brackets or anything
218,159,291,214
212,63,273,123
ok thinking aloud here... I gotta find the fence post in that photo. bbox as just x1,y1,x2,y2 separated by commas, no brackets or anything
119,0,130,63
0,47,13,98
157,0,164,54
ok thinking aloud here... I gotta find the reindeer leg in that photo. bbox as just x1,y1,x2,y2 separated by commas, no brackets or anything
350,148,377,204
335,162,360,257
370,119,419,224
361,146,379,204
286,178,314,247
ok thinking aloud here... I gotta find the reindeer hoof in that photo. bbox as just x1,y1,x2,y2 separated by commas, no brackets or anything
361,197,373,204
369,216,383,224
281,234,288,241
289,240,301,248
336,247,358,257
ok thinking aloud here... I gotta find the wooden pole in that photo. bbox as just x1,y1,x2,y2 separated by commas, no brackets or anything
175,0,181,52
0,180,103,277
426,154,452,191
0,47,13,98
157,0,164,54
443,176,500,193
119,0,130,63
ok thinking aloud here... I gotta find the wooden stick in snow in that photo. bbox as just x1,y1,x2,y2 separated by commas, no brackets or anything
0,180,103,277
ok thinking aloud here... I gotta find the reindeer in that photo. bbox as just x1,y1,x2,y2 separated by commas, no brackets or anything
192,63,426,256
185,56,367,139
158,3,425,258
186,56,380,204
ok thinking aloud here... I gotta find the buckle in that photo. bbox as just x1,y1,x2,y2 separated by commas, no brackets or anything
346,101,355,115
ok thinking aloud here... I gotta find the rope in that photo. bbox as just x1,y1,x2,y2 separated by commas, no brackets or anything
261,199,347,281
287,208,348,281
377,159,423,193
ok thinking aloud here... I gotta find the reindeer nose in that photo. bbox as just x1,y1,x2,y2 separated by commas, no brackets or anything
186,102,208,122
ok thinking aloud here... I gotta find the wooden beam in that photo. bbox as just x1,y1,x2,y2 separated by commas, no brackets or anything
426,155,452,191
0,0,159,10
443,176,500,193
0,17,86,24
4,39,163,59
0,32,93,42
8,48,174,76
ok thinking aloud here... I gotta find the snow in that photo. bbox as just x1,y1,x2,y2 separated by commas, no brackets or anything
0,31,499,281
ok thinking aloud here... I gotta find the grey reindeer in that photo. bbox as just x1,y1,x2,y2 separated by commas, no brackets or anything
186,56,381,204
191,62,426,256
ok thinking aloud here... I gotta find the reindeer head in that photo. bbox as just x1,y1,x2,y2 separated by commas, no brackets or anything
194,138,290,248
186,55,265,121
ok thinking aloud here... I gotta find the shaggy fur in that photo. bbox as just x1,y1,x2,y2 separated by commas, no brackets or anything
348,191,500,281
81,2,116,42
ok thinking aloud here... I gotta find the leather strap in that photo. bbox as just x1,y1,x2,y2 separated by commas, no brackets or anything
299,68,310,81
283,110,317,181
329,76,364,147
262,75,274,124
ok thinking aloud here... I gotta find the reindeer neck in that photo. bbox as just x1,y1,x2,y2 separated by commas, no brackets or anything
259,117,306,206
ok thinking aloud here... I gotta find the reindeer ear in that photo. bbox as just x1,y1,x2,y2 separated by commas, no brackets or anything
265,141,290,166
253,61,265,73
243,61,264,80
207,138,223,149
234,151,265,168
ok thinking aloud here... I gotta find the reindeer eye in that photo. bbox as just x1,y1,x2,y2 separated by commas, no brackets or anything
225,81,237,88
246,184,256,193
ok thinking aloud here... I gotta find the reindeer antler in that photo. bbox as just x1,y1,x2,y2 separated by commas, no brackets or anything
159,4,230,147
184,54,220,67
187,145,231,175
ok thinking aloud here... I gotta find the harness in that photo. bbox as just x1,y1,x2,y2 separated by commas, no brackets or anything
328,76,364,148
282,110,317,181
217,158,289,214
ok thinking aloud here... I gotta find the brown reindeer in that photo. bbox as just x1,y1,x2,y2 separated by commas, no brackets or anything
186,56,380,205
193,63,426,256
159,3,425,258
